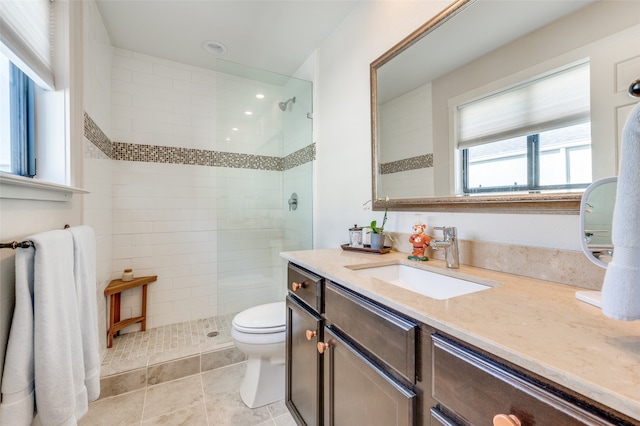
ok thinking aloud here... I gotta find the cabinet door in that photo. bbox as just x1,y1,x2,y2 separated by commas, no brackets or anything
286,296,322,426
323,327,416,426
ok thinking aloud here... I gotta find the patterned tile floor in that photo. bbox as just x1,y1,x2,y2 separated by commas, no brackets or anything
101,313,237,376
89,314,295,425
82,363,295,426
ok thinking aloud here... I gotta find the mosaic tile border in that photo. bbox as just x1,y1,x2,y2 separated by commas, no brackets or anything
380,153,433,175
284,144,316,170
83,111,314,171
84,112,112,158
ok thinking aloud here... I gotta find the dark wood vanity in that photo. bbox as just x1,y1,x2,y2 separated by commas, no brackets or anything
285,261,639,426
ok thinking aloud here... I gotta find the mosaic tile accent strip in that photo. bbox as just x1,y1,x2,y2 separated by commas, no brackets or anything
380,153,433,175
101,313,236,368
284,143,316,170
83,111,315,171
215,151,283,171
83,112,112,158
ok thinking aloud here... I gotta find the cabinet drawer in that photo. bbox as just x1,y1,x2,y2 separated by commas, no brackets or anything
432,335,616,426
324,282,417,383
288,263,323,313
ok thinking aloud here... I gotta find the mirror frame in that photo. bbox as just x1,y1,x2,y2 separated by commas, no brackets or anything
370,0,582,214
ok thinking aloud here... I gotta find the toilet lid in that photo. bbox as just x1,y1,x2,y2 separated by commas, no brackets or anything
232,301,286,334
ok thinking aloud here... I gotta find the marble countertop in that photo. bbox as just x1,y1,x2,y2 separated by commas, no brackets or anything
280,248,640,422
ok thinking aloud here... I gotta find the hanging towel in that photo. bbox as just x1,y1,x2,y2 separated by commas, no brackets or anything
0,245,36,426
601,102,640,321
31,230,88,425
67,225,101,402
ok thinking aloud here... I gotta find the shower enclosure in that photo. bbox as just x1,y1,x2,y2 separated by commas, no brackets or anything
215,60,313,315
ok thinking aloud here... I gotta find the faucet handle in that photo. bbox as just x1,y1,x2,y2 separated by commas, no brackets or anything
434,226,457,238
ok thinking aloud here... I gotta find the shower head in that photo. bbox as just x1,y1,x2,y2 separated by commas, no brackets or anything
278,97,296,111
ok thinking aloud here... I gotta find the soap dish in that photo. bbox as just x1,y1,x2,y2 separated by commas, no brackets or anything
340,244,392,254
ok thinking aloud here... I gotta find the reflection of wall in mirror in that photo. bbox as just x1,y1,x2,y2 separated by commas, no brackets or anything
585,183,616,246
378,83,435,198
429,1,640,196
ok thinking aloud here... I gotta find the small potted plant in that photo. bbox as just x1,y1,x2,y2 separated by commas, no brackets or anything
363,197,388,250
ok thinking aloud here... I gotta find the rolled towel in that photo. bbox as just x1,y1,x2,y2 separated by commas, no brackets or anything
601,102,640,320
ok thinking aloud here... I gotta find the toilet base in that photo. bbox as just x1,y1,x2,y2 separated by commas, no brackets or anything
239,355,285,408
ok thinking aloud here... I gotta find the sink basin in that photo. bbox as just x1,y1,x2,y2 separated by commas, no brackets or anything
350,263,497,300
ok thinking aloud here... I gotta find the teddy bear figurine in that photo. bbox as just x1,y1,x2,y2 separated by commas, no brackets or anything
408,222,431,261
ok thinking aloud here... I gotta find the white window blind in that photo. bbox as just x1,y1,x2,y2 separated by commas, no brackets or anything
457,62,590,148
0,0,54,90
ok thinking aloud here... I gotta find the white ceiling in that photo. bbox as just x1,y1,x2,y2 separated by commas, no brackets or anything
95,0,361,77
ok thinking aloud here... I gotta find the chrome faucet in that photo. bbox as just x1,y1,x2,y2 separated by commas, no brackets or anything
432,226,459,269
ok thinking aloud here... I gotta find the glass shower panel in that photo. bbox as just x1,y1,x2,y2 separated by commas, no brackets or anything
215,59,313,316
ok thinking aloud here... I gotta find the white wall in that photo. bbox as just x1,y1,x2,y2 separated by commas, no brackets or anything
314,0,581,251
83,0,113,355
0,1,84,380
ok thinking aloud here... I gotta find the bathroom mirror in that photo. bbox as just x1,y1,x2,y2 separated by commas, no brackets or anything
371,0,640,213
579,177,616,268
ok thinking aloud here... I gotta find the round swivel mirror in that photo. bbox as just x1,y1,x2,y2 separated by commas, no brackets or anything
579,177,617,269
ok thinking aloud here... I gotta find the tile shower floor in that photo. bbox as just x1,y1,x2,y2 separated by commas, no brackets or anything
85,314,295,425
101,313,238,376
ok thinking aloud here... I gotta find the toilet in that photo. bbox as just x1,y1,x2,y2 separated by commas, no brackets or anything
231,301,286,408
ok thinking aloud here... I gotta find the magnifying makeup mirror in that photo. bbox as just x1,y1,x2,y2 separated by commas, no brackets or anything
576,176,617,307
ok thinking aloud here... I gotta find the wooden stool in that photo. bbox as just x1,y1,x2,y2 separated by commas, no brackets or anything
104,275,157,348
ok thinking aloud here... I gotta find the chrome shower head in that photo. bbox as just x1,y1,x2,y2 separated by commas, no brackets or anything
278,97,296,111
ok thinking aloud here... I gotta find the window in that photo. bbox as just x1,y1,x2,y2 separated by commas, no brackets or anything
458,62,591,194
0,0,54,178
1,53,36,176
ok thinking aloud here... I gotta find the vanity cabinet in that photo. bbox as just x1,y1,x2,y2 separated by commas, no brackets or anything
431,334,627,426
286,263,435,426
284,256,639,426
286,264,324,426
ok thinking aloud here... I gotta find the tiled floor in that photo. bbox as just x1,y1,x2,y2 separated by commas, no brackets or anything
88,314,295,425
81,363,295,426
102,313,237,377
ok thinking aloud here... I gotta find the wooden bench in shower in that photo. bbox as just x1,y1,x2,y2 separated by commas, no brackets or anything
104,275,157,348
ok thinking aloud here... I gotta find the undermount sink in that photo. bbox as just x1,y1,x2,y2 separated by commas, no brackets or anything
349,263,498,300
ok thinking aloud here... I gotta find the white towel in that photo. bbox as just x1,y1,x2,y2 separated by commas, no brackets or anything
67,225,101,402
0,246,36,426
31,230,88,425
601,102,640,320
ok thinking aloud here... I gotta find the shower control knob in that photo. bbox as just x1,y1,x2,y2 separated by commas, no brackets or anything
317,342,330,354
305,330,317,340
291,281,304,291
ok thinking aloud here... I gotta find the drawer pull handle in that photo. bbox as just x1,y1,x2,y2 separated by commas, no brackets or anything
305,330,317,340
493,414,521,426
317,341,330,354
292,281,304,291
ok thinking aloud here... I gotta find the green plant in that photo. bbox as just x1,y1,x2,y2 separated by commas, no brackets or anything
363,197,388,234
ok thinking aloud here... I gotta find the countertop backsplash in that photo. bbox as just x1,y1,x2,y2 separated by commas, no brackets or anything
386,231,605,290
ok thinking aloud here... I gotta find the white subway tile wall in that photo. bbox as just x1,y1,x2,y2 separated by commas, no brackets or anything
83,38,313,354
378,82,435,197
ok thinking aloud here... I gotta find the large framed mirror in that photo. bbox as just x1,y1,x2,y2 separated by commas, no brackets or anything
371,0,640,213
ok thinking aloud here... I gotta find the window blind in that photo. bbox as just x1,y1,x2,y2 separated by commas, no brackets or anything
457,62,590,149
0,0,54,90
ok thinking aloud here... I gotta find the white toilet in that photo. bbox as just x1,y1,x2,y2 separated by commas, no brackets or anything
231,301,286,408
